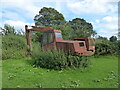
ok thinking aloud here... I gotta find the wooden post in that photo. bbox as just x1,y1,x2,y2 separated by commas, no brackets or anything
25,25,32,51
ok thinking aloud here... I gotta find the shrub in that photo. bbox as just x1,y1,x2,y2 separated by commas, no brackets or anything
32,45,91,70
94,39,118,57
2,34,28,60
95,43,112,56
117,40,120,54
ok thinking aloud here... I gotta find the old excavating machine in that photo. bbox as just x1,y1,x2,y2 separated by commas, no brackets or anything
25,25,95,56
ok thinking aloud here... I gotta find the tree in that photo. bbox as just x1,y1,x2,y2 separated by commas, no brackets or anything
109,36,117,42
2,24,16,35
34,7,66,27
69,18,97,38
118,32,120,40
33,7,97,41
97,35,108,40
34,7,70,41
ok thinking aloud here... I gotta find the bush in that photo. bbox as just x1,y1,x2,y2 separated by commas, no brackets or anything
2,34,28,60
94,39,118,57
117,40,120,54
32,45,91,70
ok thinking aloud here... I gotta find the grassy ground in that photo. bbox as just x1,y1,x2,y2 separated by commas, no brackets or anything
0,60,2,89
2,56,118,88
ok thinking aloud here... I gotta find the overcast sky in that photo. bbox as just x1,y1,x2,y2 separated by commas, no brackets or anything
0,0,118,39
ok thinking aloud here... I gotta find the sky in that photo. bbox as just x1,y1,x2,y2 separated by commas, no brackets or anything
0,0,118,39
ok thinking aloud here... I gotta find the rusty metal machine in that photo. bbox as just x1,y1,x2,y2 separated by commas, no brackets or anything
25,25,95,56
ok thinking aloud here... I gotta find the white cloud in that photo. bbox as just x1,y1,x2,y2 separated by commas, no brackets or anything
94,15,118,38
99,29,108,33
103,16,113,22
97,28,118,39
66,0,118,38
95,20,100,23
1,1,41,20
1,0,66,23
2,11,25,21
105,24,117,30
3,20,34,32
101,16,118,30
67,0,118,15
1,0,67,2
102,16,117,22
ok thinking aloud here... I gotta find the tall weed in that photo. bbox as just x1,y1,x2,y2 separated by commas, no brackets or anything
32,45,91,70
2,34,28,60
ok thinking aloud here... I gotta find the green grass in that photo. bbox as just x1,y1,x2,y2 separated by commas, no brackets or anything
2,56,118,88
0,60,2,89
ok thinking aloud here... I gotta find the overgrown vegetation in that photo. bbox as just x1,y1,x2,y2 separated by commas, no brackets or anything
94,38,119,57
32,45,91,70
2,34,28,60
1,7,119,70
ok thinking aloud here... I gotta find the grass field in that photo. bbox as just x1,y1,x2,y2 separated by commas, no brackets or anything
2,56,118,88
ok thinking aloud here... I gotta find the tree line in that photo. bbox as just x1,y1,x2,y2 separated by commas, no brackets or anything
34,7,96,39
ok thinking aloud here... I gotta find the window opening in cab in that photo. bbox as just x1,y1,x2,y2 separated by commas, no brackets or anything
42,33,47,45
48,32,54,43
42,32,54,46
55,32,62,38
79,42,84,47
89,38,95,46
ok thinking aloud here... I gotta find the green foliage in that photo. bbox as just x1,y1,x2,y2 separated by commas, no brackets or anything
34,7,66,27
97,35,108,40
3,24,16,35
31,32,43,43
34,7,96,40
111,40,120,55
32,45,91,70
118,40,120,53
109,36,117,42
51,23,73,39
94,39,119,56
2,34,28,60
69,18,97,38
95,41,112,56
